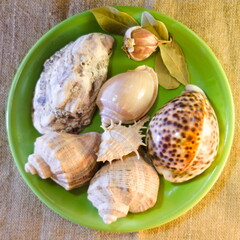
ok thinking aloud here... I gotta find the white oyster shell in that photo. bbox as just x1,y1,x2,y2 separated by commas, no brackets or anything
33,33,114,134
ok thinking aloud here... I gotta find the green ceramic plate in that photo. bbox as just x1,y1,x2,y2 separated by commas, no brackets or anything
7,6,234,232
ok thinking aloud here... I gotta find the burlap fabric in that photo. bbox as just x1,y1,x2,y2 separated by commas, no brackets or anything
1,1,239,239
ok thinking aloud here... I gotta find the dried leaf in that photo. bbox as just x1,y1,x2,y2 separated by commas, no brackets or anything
159,40,189,85
141,11,169,40
155,51,180,89
90,6,139,35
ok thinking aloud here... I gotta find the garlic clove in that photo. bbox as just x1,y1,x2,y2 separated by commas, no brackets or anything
96,65,158,126
123,26,160,61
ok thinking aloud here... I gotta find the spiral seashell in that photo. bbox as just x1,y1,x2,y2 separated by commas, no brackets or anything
147,84,219,182
25,132,101,190
96,65,158,126
87,152,159,224
97,116,149,163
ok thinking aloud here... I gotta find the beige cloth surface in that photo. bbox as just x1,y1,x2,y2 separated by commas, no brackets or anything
0,0,239,239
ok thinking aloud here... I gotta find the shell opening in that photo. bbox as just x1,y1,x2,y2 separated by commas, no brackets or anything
98,202,130,224
25,154,52,179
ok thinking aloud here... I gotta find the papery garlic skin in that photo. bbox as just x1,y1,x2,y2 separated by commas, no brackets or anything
96,65,158,126
123,26,160,61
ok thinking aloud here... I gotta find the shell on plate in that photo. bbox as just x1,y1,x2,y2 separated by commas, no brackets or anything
87,152,159,224
147,84,219,182
97,116,149,163
32,33,114,134
96,65,158,126
25,132,101,190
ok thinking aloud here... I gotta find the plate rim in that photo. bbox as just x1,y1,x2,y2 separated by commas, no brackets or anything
6,6,235,232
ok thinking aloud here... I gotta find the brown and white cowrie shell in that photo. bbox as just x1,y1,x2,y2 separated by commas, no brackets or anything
147,84,219,182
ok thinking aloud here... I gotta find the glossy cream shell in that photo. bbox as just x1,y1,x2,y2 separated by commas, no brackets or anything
96,65,158,125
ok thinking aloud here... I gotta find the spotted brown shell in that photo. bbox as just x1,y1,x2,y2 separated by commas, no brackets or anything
147,84,219,182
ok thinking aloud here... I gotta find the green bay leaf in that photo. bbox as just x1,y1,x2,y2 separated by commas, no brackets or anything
155,51,180,89
159,40,189,85
90,6,139,35
141,11,169,40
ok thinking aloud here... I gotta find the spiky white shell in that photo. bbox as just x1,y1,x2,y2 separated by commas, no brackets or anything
87,152,159,224
96,65,158,126
25,132,101,190
97,116,149,163
147,84,219,182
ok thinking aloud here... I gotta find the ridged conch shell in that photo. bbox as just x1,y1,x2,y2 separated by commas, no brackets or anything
96,65,158,126
87,152,159,224
97,116,149,163
33,33,114,134
25,132,101,190
147,84,219,182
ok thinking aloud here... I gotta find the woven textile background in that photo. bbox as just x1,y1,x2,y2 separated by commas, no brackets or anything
0,0,239,239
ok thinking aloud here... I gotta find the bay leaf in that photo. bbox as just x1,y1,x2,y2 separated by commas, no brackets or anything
159,40,189,85
155,51,180,89
141,11,169,40
90,6,139,35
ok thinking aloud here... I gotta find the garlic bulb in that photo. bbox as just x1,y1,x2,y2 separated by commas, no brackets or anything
25,132,101,190
96,65,158,126
97,116,149,163
147,84,219,182
123,26,160,61
88,152,159,224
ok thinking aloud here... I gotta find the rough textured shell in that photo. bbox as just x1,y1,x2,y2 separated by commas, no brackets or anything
33,33,114,134
97,116,149,163
147,84,219,182
87,152,159,224
25,132,101,190
96,65,158,126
